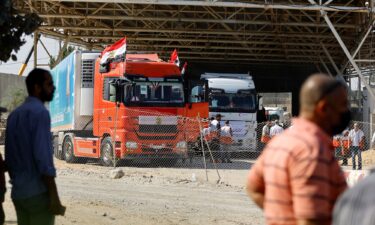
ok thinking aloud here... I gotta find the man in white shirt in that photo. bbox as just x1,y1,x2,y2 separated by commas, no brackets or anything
371,131,375,149
270,120,284,138
209,114,222,163
349,123,365,170
220,120,233,163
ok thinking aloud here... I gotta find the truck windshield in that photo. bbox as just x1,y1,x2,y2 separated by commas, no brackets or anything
125,81,185,107
209,92,256,113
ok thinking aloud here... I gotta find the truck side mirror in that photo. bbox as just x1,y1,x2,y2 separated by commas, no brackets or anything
257,95,263,110
109,78,129,103
99,63,110,73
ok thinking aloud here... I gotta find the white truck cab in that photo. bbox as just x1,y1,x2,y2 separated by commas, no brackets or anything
201,73,257,152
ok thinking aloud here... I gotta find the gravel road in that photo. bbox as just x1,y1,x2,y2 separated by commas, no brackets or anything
0,145,264,225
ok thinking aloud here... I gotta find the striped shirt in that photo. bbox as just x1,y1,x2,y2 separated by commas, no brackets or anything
248,118,347,225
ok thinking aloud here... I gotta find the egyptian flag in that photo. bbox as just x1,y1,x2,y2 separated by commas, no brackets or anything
169,49,180,67
181,62,188,75
100,37,127,65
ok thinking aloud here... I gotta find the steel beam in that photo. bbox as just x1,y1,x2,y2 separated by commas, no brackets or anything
36,14,357,29
40,26,353,39
52,35,340,47
37,1,369,13
319,57,333,77
354,59,375,63
322,10,375,100
33,31,38,68
321,43,342,76
340,20,375,73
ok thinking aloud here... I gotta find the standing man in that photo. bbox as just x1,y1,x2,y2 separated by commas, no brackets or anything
349,123,365,170
269,119,284,138
246,74,349,225
340,130,351,166
209,114,222,163
5,68,65,225
260,120,272,148
220,120,233,163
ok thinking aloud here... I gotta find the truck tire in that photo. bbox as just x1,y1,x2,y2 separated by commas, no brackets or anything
53,135,63,160
100,137,116,167
63,135,78,163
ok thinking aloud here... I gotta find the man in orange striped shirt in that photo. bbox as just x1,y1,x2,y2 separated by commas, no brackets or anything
246,74,349,225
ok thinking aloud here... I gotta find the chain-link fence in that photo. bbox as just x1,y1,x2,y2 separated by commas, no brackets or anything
332,121,375,170
49,107,265,181
3,109,375,179
0,116,6,145
49,111,375,173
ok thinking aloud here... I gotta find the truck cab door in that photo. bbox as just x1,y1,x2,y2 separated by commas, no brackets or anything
185,80,209,118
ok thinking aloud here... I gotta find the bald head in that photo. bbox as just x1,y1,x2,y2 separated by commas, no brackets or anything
299,73,351,136
299,74,347,112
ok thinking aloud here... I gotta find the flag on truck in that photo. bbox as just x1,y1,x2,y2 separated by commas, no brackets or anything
181,62,187,75
169,49,180,67
100,37,127,65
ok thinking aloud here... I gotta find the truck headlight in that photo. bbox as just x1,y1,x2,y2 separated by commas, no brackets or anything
126,141,138,149
176,141,187,149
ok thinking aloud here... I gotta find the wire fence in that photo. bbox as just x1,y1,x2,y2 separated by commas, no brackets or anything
48,108,375,177
0,117,5,145
2,108,375,182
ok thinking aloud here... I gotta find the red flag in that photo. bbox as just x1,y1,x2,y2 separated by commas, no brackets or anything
100,37,127,64
169,49,180,67
181,62,187,75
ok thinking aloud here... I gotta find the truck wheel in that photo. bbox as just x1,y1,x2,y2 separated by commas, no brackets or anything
53,135,63,160
63,135,78,163
100,137,116,167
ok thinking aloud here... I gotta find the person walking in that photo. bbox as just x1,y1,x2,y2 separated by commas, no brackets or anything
269,119,284,138
5,68,65,225
349,123,365,170
246,74,349,225
220,120,233,163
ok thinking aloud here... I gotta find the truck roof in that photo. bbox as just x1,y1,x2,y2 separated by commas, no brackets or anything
125,61,180,77
201,73,252,80
125,54,160,61
206,78,255,92
118,54,181,77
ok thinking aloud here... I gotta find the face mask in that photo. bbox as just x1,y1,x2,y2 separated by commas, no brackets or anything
332,110,351,135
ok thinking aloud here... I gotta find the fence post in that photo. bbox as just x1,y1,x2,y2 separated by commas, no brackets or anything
197,114,221,183
112,103,120,168
197,113,208,181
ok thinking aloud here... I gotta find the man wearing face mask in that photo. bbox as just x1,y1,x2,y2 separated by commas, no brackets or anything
246,74,348,225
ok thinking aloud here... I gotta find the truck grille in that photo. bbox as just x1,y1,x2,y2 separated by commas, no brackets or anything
141,148,173,153
137,135,176,140
139,125,177,133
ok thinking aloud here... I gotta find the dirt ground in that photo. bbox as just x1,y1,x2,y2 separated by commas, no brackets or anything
0,145,264,225
3,148,375,225
339,148,375,169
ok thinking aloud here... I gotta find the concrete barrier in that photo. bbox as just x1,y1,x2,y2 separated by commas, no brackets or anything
343,170,369,186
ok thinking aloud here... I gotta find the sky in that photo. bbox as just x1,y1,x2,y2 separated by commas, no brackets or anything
0,35,69,76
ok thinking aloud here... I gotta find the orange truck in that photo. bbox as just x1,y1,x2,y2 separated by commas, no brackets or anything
50,49,208,166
